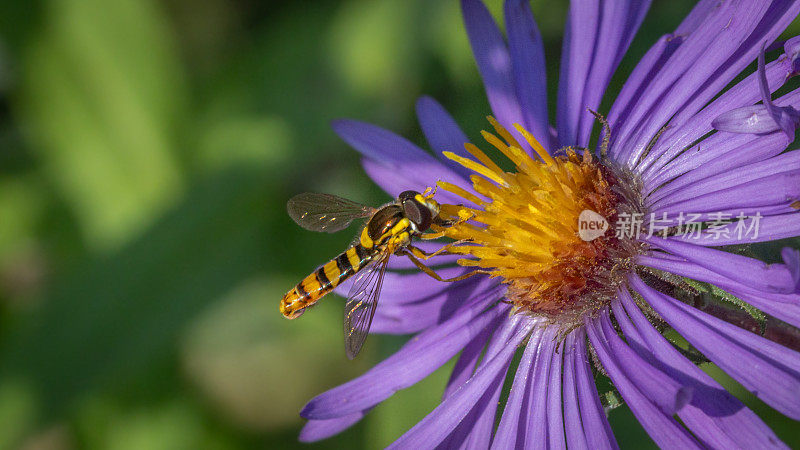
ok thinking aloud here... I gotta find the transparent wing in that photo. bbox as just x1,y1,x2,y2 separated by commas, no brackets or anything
287,192,374,233
343,251,390,359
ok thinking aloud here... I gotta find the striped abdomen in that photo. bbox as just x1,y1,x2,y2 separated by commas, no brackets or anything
280,244,374,319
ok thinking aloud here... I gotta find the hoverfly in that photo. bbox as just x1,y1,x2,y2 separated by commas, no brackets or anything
280,189,472,359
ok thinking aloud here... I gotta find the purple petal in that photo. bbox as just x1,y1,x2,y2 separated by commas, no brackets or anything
607,33,684,154
614,0,766,163
574,1,651,147
644,118,790,197
334,262,468,301
446,316,522,448
299,412,365,442
415,96,473,178
361,157,468,206
445,366,507,449
712,104,800,134
785,35,800,75
649,146,800,209
525,329,553,447
546,330,567,450
640,253,800,330
572,328,618,450
643,59,794,192
365,266,480,302
783,247,800,292
461,0,523,133
491,327,543,449
595,313,693,415
642,5,800,176
645,237,796,294
371,282,503,335
443,319,495,400
639,251,800,303
641,39,800,182
586,312,700,448
332,119,472,200
521,326,568,450
556,0,598,148
672,0,720,34
525,326,557,447
617,2,800,170
651,208,793,228
557,0,650,148
642,58,800,194
757,44,799,140
630,274,800,419
612,0,742,150
562,331,590,450
651,162,800,215
667,212,800,247
387,315,533,449
613,291,785,448
334,119,438,165
652,170,800,219
504,0,551,149
301,302,508,420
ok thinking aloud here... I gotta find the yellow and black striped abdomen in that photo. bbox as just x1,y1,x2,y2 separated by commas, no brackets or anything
280,244,373,319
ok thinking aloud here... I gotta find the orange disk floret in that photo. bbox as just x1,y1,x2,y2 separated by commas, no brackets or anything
438,118,644,326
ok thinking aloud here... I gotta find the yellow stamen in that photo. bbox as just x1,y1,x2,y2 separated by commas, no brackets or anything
442,151,507,186
439,119,642,325
513,123,555,165
437,182,485,207
487,116,524,151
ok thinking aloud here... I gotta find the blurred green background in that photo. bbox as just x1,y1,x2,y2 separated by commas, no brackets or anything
0,0,798,448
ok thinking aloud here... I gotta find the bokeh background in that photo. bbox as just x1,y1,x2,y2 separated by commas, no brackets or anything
0,0,798,448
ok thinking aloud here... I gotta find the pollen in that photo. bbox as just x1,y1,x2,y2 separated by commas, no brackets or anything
438,118,645,327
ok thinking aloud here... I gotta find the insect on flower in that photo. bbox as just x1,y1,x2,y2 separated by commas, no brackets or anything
280,189,474,358
296,0,800,447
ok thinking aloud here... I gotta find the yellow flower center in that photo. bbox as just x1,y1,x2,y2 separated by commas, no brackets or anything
438,118,644,326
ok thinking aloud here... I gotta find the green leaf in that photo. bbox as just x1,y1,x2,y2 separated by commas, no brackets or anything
0,167,278,431
181,276,369,431
328,0,420,97
0,178,45,255
20,0,186,250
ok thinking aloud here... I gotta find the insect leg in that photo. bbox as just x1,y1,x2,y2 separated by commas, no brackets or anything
421,213,476,240
420,230,449,240
587,108,611,158
397,249,487,282
635,123,671,167
405,241,469,260
422,183,440,198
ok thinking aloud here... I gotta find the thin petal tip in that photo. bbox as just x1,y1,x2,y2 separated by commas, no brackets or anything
784,35,800,77
781,247,800,293
330,118,357,133
673,386,694,413
298,424,321,443
299,401,317,419
415,95,436,109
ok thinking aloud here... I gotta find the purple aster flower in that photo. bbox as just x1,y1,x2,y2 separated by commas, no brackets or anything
298,0,800,447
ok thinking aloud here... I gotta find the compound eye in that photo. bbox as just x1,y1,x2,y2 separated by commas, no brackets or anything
398,190,419,201
403,199,432,230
